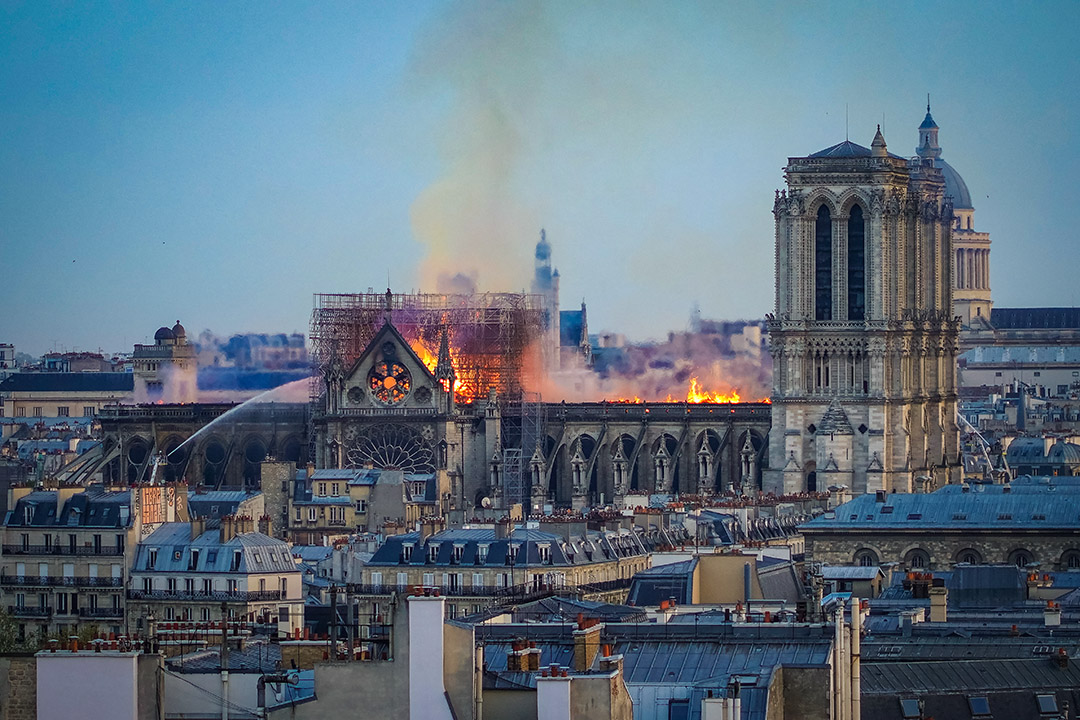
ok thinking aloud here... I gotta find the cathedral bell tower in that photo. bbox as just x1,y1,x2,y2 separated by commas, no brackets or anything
764,126,961,495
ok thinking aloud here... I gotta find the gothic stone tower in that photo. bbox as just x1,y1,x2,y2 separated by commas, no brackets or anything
764,127,961,495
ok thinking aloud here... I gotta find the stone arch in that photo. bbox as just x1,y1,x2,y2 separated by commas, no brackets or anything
1059,549,1080,571
902,546,931,570
125,435,152,484
853,547,879,567
276,434,305,467
200,435,229,487
160,434,191,484
837,189,872,218
953,547,983,565
240,434,269,489
1008,548,1036,568
803,189,842,217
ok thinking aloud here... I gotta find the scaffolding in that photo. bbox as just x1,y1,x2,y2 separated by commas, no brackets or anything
502,391,545,510
309,290,547,407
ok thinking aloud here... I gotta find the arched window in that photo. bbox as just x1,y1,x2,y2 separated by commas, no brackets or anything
847,205,865,321
905,549,930,570
815,205,832,321
955,548,982,565
1009,549,1034,568
855,549,878,567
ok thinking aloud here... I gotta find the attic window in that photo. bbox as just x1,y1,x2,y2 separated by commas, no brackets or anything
1032,514,1046,521
899,698,920,719
968,696,991,717
952,513,967,520
997,514,1013,521
849,514,858,520
880,506,894,514
1036,694,1058,714
906,513,922,521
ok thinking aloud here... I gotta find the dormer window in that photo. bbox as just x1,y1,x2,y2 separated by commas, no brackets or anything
452,545,465,564
23,506,32,524
402,543,414,562
189,549,200,571
231,550,242,572
428,544,440,562
477,544,489,564
318,483,326,496
538,544,552,564
148,548,158,568
331,483,340,496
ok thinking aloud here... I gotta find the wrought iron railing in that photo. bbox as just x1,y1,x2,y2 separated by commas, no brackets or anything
126,589,282,602
0,575,124,588
2,544,125,556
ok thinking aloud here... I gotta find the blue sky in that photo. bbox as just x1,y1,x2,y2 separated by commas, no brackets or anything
3,1,1078,355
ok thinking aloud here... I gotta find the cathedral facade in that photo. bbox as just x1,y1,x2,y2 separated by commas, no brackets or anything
764,124,961,495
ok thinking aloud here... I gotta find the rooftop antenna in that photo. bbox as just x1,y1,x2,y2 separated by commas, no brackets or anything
927,92,931,113
845,104,849,141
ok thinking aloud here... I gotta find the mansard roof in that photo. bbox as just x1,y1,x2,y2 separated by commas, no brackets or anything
803,481,1080,531
5,487,133,528
133,522,297,574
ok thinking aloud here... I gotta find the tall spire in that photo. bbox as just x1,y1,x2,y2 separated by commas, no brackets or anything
436,326,454,383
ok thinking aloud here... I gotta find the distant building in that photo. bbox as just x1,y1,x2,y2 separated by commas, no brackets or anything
0,372,133,419
132,321,197,403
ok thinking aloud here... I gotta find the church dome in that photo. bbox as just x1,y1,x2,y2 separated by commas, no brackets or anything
935,158,973,210
154,326,175,341
172,320,187,338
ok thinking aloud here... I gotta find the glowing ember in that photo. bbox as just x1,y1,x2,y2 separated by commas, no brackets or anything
410,340,438,373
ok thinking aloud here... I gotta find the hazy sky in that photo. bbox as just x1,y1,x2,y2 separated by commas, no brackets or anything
3,1,1079,356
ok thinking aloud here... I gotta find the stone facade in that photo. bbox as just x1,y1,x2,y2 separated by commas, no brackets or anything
0,655,36,720
806,529,1080,573
765,123,961,496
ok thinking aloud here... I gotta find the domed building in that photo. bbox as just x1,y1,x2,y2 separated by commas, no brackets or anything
133,320,198,402
916,103,993,329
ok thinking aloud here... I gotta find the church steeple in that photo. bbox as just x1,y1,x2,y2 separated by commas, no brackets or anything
917,96,941,160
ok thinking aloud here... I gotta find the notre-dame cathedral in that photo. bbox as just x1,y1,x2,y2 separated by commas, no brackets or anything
764,117,962,495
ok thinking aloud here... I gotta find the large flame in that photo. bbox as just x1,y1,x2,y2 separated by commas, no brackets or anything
410,340,438,373
610,377,770,404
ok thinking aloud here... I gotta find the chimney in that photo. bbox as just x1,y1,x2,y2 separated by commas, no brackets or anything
220,516,235,544
407,594,453,719
495,517,513,539
191,516,206,540
874,490,886,503
306,463,315,479
508,639,530,672
419,517,445,543
1056,647,1069,669
929,578,948,623
572,615,602,672
258,514,272,536
1045,601,1062,627
536,671,572,720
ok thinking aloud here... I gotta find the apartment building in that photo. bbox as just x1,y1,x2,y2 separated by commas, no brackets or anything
1,486,139,639
127,517,303,634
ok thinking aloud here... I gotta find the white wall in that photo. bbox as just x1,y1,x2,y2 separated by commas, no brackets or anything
37,652,139,720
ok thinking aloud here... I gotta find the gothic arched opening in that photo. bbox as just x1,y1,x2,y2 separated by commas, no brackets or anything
848,204,865,320
815,205,832,321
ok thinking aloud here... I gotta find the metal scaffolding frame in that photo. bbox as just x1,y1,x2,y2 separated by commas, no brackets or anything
309,290,547,408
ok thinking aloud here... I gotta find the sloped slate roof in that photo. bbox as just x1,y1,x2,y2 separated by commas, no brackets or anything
803,484,1080,530
990,307,1080,330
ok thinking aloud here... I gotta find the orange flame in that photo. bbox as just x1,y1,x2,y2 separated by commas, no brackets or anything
410,340,438,373
611,377,770,404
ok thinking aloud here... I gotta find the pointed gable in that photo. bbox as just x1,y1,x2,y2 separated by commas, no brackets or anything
341,322,439,409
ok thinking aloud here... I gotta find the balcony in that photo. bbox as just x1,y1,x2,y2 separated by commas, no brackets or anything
78,607,125,619
2,544,125,557
0,575,124,588
127,589,282,603
8,605,52,618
